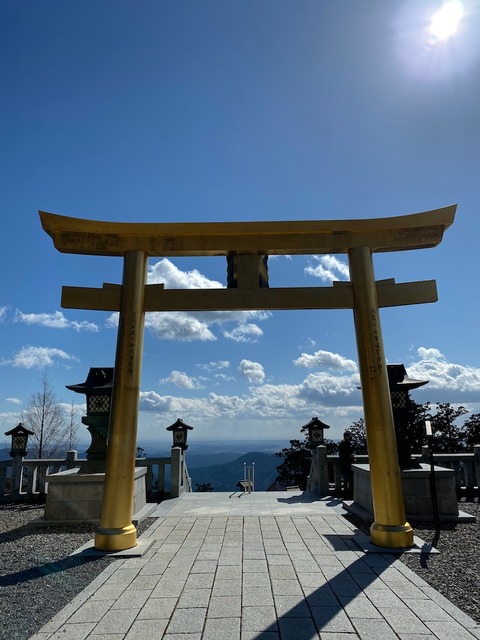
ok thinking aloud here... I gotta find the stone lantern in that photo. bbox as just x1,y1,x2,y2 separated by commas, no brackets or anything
166,418,193,451
5,423,34,458
387,364,428,469
66,367,114,472
5,423,34,499
302,416,330,447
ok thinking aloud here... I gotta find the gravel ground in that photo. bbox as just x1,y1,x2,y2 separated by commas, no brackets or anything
0,503,153,640
1,499,479,640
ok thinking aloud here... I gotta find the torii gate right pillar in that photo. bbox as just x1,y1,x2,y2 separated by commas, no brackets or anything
349,247,414,548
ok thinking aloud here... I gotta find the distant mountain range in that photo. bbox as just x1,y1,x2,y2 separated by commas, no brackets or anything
188,451,281,492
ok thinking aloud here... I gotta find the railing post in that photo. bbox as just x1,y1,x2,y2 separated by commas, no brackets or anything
421,445,429,464
310,444,329,497
10,455,23,500
66,450,78,470
170,447,182,498
37,465,48,495
0,462,8,497
474,445,480,494
158,461,165,495
464,456,475,492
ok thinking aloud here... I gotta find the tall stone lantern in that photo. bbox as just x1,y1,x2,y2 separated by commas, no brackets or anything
387,364,428,469
66,367,114,473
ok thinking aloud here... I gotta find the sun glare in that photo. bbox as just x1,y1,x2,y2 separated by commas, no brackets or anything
430,1,464,39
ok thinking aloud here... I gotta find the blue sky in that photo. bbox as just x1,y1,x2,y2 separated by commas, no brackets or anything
1,1,480,448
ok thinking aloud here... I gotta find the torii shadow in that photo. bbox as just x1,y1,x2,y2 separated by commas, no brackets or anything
250,535,409,639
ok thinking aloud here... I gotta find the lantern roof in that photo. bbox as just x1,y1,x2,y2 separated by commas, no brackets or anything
5,423,34,437
66,367,114,394
301,416,330,430
166,418,194,431
387,364,428,390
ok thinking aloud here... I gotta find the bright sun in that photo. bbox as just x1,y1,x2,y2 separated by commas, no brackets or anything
429,1,464,39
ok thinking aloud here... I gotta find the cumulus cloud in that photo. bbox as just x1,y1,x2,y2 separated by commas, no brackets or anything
305,255,350,283
14,310,98,332
159,370,205,389
299,372,361,404
3,346,78,369
148,259,223,289
144,312,216,341
223,323,263,343
0,307,8,322
294,349,357,372
238,359,266,384
407,347,480,396
103,259,270,342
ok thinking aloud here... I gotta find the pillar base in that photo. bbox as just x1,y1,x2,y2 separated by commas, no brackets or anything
370,521,414,549
94,523,137,552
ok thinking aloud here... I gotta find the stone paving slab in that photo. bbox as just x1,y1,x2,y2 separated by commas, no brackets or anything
28,492,480,640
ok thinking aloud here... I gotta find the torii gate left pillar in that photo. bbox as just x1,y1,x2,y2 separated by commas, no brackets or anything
40,205,455,551
95,250,147,551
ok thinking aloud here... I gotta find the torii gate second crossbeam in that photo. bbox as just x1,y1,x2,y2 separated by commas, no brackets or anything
40,205,456,552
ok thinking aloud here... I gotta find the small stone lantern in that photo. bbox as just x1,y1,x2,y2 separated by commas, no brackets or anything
302,416,330,447
166,418,193,451
5,423,34,458
5,423,34,499
66,367,114,472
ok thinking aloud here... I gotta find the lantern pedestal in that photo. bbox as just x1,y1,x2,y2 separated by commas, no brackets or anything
66,368,114,474
346,464,474,523
38,467,156,526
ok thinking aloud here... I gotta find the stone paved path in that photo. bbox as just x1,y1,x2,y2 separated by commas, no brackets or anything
29,492,480,640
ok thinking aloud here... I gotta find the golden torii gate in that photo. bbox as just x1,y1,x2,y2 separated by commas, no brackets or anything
40,205,456,551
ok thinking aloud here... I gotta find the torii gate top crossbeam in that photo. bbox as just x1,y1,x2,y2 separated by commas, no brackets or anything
39,205,456,257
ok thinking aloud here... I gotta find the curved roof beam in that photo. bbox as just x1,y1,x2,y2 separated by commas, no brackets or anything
39,205,456,257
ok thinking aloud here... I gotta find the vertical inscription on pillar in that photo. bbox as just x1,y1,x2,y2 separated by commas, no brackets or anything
365,307,383,382
128,314,136,374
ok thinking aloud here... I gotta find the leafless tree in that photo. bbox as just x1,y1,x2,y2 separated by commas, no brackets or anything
66,400,80,451
22,369,68,458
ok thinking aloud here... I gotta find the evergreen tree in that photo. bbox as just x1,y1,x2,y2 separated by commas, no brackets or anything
347,418,368,454
429,402,468,452
275,438,313,490
461,413,480,448
275,425,338,490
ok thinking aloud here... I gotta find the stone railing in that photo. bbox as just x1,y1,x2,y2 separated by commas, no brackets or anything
0,447,192,503
308,445,480,497
137,447,192,499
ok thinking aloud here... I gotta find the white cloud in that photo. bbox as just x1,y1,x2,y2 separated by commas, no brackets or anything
144,312,216,341
417,347,443,360
148,258,223,289
407,347,480,396
223,323,263,343
299,372,361,404
160,370,205,389
104,259,270,342
294,349,357,372
197,360,230,372
3,346,78,369
238,359,266,384
14,310,98,332
0,307,8,322
6,397,21,405
305,255,350,283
